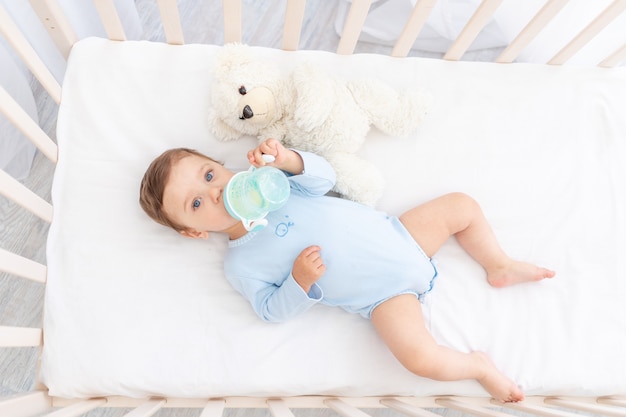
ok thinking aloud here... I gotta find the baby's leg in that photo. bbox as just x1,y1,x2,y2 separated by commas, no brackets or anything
399,193,555,287
371,294,524,402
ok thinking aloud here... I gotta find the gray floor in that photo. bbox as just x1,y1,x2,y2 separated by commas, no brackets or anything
0,1,499,416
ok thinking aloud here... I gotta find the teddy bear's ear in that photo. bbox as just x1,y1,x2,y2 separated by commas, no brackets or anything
213,43,251,78
208,109,244,141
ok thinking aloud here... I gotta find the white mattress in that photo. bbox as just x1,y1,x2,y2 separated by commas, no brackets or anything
41,37,626,399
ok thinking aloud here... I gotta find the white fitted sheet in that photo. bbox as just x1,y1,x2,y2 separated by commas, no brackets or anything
41,38,626,398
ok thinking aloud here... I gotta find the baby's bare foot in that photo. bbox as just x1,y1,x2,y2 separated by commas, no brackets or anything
487,260,555,288
474,352,524,402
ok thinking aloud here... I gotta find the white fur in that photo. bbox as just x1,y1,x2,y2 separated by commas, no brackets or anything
208,43,432,206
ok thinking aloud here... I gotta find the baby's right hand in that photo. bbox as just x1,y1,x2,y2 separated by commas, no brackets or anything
247,138,304,175
292,245,326,293
247,138,285,167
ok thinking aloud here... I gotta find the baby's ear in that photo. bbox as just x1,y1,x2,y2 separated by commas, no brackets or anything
180,229,209,239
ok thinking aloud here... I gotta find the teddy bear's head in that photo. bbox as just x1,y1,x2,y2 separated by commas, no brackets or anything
209,44,291,141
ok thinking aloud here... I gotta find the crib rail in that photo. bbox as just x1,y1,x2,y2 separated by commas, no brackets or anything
0,4,62,103
88,0,626,65
548,0,626,65
1,0,626,414
2,394,626,417
28,0,77,60
495,0,568,63
93,0,127,41
442,0,503,61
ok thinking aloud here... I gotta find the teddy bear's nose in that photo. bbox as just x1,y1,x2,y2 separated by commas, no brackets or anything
240,105,254,120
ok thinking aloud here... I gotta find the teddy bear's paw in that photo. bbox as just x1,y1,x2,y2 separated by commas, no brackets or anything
383,90,433,134
334,184,382,207
327,154,385,207
406,90,433,122
378,89,433,136
348,79,432,137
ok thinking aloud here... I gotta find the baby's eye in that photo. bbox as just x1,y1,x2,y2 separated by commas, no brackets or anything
238,85,247,95
192,199,201,209
205,171,214,182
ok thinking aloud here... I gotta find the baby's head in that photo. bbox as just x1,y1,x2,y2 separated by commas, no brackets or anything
139,148,220,232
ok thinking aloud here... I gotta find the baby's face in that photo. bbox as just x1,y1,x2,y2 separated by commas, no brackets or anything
163,154,237,236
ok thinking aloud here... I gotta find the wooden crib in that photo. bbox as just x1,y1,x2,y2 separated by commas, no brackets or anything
2,0,626,416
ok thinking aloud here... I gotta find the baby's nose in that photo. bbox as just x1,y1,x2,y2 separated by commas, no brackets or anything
209,186,222,203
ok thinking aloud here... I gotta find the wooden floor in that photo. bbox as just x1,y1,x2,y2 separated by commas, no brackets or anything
0,1,497,415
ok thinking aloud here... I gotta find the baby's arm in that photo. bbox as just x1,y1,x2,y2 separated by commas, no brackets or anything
248,138,303,175
249,139,336,197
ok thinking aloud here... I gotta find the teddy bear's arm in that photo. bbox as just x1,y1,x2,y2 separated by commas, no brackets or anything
257,122,288,144
292,64,336,132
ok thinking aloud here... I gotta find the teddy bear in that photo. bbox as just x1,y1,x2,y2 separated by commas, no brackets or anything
208,43,432,206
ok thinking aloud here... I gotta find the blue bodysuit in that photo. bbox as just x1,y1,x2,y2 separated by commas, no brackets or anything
224,151,438,321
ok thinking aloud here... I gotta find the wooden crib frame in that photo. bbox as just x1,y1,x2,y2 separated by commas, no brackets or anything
1,0,626,415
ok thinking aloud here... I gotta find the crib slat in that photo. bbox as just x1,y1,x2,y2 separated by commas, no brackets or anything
0,248,47,283
544,397,626,417
41,399,108,417
0,87,58,163
0,169,54,224
199,399,226,417
122,399,166,417
268,399,297,417
93,0,126,41
549,0,626,65
599,42,626,67
599,397,626,408
336,0,372,55
28,0,78,59
0,5,62,104
0,391,52,417
496,0,570,63
444,0,503,61
223,0,242,43
496,399,585,417
0,326,42,347
325,399,373,417
380,398,442,417
435,397,511,417
156,0,184,45
282,0,306,51
391,0,437,57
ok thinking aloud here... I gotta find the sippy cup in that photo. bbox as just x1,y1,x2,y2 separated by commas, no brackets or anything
224,155,290,232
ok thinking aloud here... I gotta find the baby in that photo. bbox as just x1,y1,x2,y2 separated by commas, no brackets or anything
140,138,555,402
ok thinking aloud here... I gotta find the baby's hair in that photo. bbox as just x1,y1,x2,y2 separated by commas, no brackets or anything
139,148,220,232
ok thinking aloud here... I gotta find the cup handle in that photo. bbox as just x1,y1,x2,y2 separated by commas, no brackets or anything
243,218,268,232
